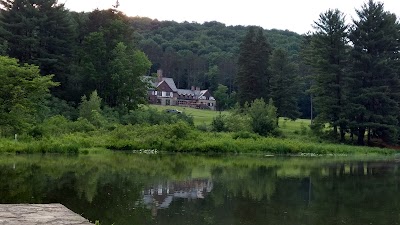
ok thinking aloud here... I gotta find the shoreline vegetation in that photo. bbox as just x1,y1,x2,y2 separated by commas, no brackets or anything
0,105,394,156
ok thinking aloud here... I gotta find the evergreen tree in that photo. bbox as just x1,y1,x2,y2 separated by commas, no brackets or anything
236,27,272,105
270,48,300,122
0,11,7,55
308,9,349,141
0,0,74,97
348,0,400,145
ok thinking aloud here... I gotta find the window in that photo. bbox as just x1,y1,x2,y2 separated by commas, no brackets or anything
157,91,162,96
166,99,170,105
166,91,171,97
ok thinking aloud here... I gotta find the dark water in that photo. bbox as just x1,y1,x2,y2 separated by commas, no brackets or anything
0,153,399,225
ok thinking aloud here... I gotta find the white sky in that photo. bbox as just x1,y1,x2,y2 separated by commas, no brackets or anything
63,0,400,34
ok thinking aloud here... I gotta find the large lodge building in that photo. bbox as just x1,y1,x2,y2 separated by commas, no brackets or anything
147,70,216,110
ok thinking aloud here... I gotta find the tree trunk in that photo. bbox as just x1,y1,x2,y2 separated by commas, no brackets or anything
340,126,345,142
350,130,354,142
358,127,366,145
333,125,338,139
367,127,371,146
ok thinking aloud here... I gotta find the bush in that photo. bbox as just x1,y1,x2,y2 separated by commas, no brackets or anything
247,99,278,136
232,131,259,140
167,121,191,139
224,114,252,132
196,123,209,132
33,116,96,137
211,115,227,132
121,108,194,126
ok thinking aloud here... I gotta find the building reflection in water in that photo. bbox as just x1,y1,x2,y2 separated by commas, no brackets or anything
140,179,213,216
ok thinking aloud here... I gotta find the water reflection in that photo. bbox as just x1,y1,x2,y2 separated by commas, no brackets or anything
0,154,399,225
141,179,213,216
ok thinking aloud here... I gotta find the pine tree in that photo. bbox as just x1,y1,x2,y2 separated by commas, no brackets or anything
348,0,400,145
308,9,349,141
0,0,74,98
236,27,272,105
270,48,300,122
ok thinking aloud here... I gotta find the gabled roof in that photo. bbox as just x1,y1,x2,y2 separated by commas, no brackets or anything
159,78,178,92
198,90,207,97
144,76,178,92
144,75,215,100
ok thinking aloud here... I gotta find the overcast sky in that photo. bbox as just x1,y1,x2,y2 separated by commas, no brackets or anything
63,0,400,34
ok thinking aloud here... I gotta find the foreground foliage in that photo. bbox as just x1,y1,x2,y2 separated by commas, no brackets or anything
0,56,57,134
0,119,392,155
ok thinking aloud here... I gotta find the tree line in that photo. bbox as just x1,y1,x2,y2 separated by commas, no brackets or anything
0,0,151,110
1,0,399,146
306,0,400,145
236,0,400,145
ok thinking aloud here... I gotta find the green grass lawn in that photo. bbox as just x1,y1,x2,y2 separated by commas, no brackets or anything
147,104,313,135
279,118,312,136
147,104,229,125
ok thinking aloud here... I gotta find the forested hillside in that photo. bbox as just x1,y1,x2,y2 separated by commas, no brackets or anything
129,17,310,117
131,17,304,91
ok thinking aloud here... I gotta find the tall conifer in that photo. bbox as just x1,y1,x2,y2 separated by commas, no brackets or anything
348,0,400,145
308,9,349,141
270,48,300,121
236,27,272,105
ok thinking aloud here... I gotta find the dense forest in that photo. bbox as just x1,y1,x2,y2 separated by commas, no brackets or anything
1,0,400,147
130,18,309,115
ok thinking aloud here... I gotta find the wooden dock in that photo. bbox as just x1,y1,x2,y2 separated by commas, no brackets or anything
0,204,93,225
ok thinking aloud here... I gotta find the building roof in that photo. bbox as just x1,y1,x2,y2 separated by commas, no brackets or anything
144,75,215,100
159,78,178,92
177,89,195,95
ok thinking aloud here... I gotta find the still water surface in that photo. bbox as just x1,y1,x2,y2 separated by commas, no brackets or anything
0,153,399,225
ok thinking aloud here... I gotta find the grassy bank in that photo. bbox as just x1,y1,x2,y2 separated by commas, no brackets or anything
0,122,393,155
0,105,394,155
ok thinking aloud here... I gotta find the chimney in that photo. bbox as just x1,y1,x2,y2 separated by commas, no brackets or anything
195,87,201,96
191,86,195,91
157,69,163,82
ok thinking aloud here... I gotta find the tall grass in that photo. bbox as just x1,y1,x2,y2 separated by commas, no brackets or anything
0,122,391,155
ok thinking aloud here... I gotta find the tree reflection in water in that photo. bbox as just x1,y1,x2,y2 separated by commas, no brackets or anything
0,154,398,225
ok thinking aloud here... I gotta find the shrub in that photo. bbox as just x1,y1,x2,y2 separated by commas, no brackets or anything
211,115,227,132
224,114,252,132
247,98,278,136
232,131,259,140
121,108,193,126
196,123,209,132
167,121,191,139
34,116,96,137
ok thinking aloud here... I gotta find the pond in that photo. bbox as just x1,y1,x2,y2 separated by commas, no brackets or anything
0,153,399,225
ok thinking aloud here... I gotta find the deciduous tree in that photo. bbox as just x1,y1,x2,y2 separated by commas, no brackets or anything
0,56,57,134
